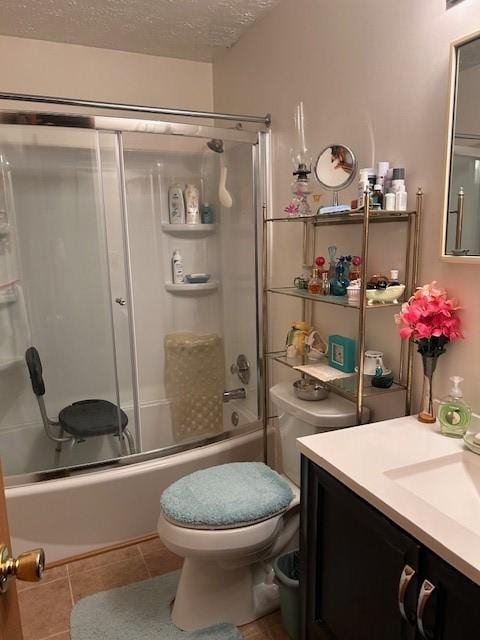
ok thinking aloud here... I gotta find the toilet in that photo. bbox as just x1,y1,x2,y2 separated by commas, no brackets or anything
158,380,367,631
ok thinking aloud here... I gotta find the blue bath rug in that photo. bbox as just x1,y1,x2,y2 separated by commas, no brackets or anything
70,570,241,640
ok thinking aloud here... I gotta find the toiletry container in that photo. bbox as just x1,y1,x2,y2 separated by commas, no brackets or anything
185,184,200,224
171,250,184,284
358,169,372,208
201,202,214,224
395,188,408,211
388,269,400,286
391,168,406,193
169,185,186,224
372,185,384,209
376,162,390,190
438,376,471,437
384,192,396,210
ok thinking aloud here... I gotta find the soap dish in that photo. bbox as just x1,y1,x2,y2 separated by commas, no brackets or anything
463,431,480,455
184,273,211,284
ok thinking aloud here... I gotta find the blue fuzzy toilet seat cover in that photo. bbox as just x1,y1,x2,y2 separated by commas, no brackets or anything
160,462,294,530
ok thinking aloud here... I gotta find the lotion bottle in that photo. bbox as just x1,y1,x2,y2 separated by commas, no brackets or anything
438,376,471,437
168,185,186,224
185,184,200,224
171,250,184,284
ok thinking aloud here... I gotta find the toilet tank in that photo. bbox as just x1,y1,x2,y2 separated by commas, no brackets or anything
270,381,369,486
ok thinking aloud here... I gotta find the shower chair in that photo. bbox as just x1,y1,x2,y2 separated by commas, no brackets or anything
25,346,135,456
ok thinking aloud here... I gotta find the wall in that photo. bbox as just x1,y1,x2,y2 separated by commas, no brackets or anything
213,0,480,412
0,34,213,112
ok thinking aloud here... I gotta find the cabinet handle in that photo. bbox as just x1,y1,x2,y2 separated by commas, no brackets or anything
398,564,416,622
416,579,436,639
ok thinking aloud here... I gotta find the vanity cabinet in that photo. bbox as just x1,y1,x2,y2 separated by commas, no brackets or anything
300,456,480,640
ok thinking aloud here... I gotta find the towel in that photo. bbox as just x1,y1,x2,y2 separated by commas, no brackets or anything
293,360,352,382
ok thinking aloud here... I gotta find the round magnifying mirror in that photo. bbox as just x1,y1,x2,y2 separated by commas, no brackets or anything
314,144,357,192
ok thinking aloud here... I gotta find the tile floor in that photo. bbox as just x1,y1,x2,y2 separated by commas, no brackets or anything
17,537,289,640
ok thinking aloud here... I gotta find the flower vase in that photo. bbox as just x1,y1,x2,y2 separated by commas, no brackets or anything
418,353,439,424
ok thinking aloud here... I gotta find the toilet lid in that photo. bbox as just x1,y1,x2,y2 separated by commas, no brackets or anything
160,462,294,530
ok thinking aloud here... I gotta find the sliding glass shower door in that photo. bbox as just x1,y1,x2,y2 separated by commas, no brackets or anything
0,125,137,476
0,112,265,482
120,130,261,453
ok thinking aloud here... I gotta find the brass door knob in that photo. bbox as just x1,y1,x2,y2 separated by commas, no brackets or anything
0,544,45,593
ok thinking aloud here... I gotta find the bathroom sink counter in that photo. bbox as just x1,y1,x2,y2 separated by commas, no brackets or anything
297,415,480,585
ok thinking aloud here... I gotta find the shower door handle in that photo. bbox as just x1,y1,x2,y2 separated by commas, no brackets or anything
115,297,126,306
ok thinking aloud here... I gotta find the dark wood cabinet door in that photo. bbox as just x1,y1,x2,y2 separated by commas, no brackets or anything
301,458,420,640
416,548,480,640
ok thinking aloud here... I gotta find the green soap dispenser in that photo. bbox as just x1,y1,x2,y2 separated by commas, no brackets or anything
438,376,471,437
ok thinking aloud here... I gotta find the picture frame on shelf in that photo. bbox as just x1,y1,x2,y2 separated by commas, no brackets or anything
328,335,356,373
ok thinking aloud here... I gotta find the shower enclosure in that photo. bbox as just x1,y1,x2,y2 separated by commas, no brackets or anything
0,99,269,483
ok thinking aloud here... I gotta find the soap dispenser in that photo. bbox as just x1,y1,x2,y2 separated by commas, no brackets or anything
438,376,471,437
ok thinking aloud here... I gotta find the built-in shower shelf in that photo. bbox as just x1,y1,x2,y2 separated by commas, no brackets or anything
165,280,219,293
0,357,23,373
161,223,216,234
0,222,10,238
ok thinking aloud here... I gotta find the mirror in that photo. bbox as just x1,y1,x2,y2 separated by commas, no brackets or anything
314,144,357,205
443,33,480,260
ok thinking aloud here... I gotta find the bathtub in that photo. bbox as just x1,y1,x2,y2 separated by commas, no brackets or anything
6,424,263,563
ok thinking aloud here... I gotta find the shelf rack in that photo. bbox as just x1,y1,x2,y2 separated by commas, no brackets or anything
165,280,219,293
262,190,424,424
161,223,216,234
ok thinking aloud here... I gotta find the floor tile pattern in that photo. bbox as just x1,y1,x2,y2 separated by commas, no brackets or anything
17,537,289,640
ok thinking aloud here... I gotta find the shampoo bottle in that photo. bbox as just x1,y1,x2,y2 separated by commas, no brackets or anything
171,250,184,284
185,184,200,224
168,185,186,224
438,376,471,437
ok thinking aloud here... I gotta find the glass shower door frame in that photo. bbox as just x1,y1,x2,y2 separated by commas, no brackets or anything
0,106,269,485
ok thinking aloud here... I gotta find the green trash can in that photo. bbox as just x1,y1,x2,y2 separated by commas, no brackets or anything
273,549,300,640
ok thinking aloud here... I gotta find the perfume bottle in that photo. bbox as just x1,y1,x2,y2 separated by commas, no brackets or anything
308,268,321,295
321,272,331,295
438,376,471,437
327,246,337,280
330,257,350,296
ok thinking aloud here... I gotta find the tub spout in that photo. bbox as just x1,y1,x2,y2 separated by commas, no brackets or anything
223,388,246,402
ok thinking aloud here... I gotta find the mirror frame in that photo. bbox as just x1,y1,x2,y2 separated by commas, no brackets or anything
442,28,480,263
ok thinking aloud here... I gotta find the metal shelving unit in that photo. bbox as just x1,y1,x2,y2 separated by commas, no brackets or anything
262,189,424,425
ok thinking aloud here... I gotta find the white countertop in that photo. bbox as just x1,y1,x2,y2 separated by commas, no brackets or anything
297,415,480,585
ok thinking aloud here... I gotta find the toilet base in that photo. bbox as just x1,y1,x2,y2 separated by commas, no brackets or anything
172,557,280,631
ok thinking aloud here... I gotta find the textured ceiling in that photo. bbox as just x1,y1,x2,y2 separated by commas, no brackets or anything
0,0,280,62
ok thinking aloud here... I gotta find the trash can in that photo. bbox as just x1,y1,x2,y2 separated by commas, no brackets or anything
273,549,300,640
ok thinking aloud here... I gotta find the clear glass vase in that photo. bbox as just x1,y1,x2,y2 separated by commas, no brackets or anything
418,354,439,424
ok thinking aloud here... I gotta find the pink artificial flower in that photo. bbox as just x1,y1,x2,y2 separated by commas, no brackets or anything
395,281,464,343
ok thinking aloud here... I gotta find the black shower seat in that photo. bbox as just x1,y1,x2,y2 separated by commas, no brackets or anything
58,399,128,439
25,346,133,450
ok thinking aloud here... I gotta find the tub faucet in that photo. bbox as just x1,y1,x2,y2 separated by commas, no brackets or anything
223,388,246,402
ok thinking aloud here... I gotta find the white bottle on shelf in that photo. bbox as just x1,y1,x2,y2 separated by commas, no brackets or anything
185,184,200,224
168,185,186,224
395,187,408,211
171,250,184,284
